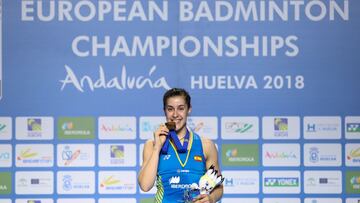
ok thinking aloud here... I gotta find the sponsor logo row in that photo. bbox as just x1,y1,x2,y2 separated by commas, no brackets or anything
222,143,360,167
1,170,360,195
0,199,135,203
0,116,360,140
0,199,360,203
1,143,360,168
0,144,135,168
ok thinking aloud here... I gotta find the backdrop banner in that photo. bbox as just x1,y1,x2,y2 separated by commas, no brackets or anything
0,1,360,203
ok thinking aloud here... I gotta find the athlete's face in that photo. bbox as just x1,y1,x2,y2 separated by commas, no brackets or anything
164,96,191,133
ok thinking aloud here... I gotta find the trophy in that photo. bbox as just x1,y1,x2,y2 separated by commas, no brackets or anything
183,165,224,202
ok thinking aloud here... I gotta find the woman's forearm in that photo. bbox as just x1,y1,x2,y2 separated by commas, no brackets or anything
138,147,161,192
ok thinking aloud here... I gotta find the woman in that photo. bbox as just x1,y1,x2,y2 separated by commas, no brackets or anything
138,88,223,203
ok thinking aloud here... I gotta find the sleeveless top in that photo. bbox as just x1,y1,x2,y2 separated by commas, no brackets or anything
155,131,206,203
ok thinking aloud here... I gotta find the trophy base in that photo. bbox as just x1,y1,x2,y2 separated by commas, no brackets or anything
182,189,200,203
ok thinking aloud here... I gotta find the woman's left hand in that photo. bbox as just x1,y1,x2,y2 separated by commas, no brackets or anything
192,194,214,203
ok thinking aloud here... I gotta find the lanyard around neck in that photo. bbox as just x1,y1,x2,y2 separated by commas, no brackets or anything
170,131,193,168
161,129,190,154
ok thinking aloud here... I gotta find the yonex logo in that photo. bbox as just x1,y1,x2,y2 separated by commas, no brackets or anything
264,177,299,187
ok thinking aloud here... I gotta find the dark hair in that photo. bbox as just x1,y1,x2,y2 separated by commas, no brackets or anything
163,88,191,110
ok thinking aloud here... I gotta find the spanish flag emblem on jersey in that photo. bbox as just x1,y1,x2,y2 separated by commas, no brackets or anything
194,155,203,162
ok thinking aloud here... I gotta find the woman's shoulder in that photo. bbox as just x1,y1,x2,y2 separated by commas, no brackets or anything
198,135,217,157
199,136,215,147
198,136,219,162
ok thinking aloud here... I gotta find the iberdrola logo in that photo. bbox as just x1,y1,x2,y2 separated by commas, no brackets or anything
62,122,74,130
17,148,38,160
100,176,121,187
348,147,360,160
226,148,238,158
351,176,360,185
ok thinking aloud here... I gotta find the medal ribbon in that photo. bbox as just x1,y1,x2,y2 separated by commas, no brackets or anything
161,129,190,154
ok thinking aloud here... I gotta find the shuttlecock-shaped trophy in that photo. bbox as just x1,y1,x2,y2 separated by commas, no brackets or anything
190,165,224,195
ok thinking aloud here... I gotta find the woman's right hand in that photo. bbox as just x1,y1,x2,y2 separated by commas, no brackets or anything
153,123,169,151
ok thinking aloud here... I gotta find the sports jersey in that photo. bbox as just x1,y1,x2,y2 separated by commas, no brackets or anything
155,130,206,203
